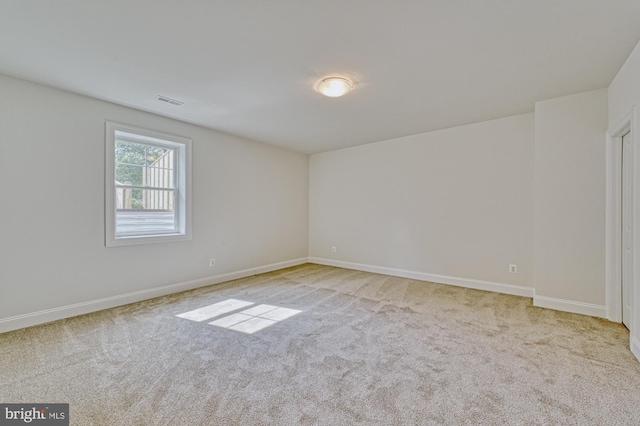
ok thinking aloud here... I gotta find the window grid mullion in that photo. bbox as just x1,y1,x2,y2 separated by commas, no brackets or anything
114,185,175,192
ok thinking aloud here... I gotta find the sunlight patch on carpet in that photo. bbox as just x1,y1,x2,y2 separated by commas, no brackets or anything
177,300,301,334
175,299,254,322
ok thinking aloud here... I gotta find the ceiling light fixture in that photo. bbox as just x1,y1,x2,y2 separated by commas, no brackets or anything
316,76,354,98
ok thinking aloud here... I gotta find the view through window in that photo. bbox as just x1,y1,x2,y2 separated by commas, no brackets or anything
115,139,176,235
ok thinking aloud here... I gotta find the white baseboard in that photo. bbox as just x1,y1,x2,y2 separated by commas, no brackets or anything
2,257,614,334
308,257,534,298
0,257,308,334
533,295,607,318
632,336,640,363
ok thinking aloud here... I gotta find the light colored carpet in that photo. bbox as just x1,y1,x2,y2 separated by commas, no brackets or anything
1,264,639,425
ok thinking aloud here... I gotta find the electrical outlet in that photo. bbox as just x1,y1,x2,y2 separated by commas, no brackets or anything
332,246,337,253
509,264,517,273
209,259,216,267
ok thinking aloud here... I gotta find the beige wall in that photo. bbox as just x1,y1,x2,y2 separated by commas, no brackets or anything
310,113,535,288
0,74,309,322
533,89,608,306
609,39,640,127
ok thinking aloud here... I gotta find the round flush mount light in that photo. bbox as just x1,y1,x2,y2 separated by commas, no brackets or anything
316,76,354,97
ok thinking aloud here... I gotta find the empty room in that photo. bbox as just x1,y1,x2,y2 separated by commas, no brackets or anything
2,1,640,424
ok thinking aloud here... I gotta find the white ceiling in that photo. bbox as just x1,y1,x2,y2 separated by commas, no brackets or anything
2,1,640,154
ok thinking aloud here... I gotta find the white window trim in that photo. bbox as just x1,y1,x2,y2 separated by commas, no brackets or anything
105,121,192,247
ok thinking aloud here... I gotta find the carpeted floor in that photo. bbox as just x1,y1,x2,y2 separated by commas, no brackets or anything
1,264,639,425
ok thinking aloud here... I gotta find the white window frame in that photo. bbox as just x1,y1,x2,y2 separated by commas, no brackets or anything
105,121,192,247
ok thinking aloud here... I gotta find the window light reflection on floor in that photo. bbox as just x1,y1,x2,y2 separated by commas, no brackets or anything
176,299,301,334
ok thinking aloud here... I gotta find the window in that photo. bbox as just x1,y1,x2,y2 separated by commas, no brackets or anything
105,122,191,246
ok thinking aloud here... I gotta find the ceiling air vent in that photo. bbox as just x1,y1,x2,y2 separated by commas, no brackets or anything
155,95,184,106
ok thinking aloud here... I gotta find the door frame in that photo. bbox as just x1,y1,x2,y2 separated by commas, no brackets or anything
606,106,639,360
621,129,633,327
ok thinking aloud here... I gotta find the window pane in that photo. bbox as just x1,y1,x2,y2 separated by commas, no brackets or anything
115,140,146,165
115,163,144,186
115,189,176,236
115,139,174,189
144,149,175,189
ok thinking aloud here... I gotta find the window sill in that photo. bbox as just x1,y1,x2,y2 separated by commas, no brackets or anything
105,232,192,247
